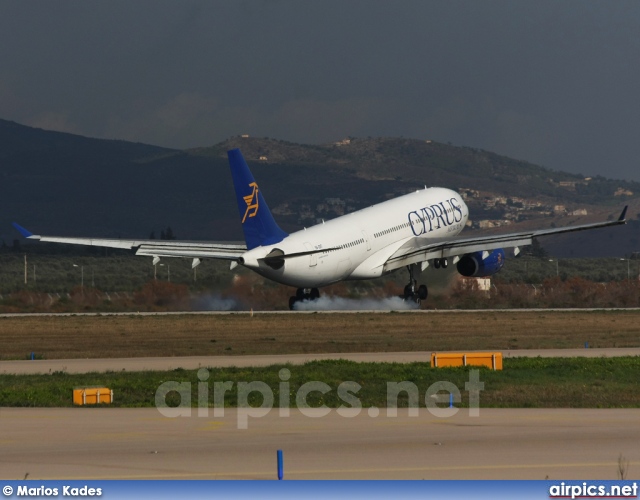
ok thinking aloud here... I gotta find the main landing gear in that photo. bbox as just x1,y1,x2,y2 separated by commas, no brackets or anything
402,265,428,305
433,258,448,269
289,288,320,310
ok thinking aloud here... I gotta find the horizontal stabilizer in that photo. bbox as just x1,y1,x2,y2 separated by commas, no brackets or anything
262,246,340,263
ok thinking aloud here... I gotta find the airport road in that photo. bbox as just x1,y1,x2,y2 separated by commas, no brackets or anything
2,348,640,375
0,408,637,480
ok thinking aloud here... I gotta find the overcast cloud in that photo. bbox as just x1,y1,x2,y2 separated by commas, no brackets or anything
1,1,640,180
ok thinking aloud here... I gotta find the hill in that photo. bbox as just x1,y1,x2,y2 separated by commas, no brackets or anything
0,120,638,257
199,135,640,205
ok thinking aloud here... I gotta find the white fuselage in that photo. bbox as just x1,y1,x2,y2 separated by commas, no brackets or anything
239,187,469,288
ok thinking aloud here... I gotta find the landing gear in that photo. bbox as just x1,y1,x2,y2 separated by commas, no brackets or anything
288,296,298,310
433,258,448,269
289,288,320,310
402,265,427,305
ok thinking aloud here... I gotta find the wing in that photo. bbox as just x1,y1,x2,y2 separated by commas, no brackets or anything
11,223,246,260
382,206,628,272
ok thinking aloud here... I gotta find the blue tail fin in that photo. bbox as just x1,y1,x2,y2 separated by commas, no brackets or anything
227,149,288,250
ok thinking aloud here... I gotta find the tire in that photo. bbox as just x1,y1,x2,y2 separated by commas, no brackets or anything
418,284,428,300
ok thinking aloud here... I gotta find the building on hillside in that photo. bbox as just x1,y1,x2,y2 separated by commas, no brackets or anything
553,205,566,214
615,187,633,196
476,220,512,229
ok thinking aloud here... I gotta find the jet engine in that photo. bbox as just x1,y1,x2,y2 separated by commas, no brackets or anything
456,249,505,277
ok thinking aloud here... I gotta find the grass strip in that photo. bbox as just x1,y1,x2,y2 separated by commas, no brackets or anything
1,357,639,409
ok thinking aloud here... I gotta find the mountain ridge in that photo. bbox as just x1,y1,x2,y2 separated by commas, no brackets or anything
1,119,637,257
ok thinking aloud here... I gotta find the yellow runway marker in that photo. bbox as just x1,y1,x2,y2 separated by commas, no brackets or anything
196,421,225,431
86,432,151,441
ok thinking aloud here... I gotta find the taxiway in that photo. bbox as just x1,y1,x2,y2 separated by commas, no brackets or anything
0,408,637,480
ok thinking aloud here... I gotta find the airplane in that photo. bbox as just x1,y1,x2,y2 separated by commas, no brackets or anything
13,148,628,310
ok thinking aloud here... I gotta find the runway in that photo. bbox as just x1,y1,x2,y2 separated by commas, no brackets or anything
0,408,637,480
1,307,640,317
3,348,640,375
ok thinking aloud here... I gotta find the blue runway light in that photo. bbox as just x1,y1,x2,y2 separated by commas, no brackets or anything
277,449,283,480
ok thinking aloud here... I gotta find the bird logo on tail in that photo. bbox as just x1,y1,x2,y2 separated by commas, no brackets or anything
242,182,259,223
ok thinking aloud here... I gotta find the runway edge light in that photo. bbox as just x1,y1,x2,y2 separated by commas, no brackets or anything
277,450,284,480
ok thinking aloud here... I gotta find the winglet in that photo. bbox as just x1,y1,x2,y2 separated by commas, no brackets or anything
618,205,628,222
12,222,34,238
227,149,288,250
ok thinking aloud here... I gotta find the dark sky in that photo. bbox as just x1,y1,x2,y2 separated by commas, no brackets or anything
2,1,640,180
